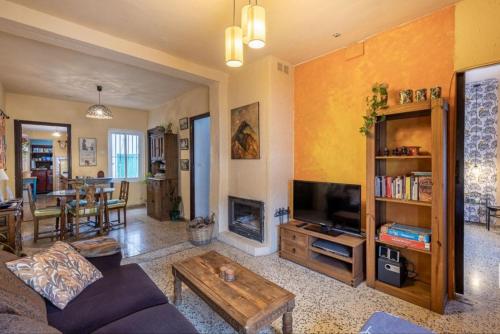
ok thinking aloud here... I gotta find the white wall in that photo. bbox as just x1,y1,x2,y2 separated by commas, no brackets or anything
221,55,293,255
5,93,148,205
148,86,209,218
0,81,4,111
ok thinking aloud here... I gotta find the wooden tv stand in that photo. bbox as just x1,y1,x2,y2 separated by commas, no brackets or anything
279,221,365,287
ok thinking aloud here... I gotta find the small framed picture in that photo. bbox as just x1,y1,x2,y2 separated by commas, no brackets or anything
179,138,189,150
180,159,190,171
179,117,189,130
79,137,97,166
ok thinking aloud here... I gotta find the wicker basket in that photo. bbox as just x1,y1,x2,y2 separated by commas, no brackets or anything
188,218,214,246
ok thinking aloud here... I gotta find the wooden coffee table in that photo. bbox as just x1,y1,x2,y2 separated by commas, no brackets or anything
172,251,295,334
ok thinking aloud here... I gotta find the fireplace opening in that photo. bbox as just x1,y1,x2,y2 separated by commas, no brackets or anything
228,196,264,243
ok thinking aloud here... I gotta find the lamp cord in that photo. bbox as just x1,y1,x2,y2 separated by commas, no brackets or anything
233,0,235,25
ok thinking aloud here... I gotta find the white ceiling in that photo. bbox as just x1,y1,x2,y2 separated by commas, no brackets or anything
8,0,458,69
0,31,200,110
22,124,67,133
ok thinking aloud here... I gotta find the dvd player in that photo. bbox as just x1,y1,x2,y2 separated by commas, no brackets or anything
312,239,351,258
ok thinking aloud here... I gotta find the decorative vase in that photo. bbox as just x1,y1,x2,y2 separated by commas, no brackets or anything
169,210,181,221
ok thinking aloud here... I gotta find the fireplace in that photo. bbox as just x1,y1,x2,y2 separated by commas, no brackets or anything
228,196,264,243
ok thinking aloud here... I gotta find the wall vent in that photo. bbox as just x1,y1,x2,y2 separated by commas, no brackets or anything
277,62,289,75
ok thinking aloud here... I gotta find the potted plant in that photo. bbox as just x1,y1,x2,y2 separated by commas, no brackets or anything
187,213,216,246
169,195,182,221
360,82,389,136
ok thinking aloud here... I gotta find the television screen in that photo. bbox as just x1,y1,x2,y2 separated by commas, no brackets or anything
293,180,362,236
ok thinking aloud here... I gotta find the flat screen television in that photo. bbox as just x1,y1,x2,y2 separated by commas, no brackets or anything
293,180,362,236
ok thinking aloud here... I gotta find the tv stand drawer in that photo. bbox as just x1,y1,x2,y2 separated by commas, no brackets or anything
282,229,307,246
281,240,307,259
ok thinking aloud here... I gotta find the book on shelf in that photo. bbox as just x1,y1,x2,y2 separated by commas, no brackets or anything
380,223,431,243
375,172,432,202
379,232,431,251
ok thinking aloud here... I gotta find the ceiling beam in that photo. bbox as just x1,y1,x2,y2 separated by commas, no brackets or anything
0,0,228,85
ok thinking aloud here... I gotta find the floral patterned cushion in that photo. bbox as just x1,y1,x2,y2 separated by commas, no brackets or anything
5,242,103,310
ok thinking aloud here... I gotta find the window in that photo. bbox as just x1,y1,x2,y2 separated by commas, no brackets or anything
108,130,143,180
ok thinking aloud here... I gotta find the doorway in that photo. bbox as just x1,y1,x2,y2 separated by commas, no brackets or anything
14,120,72,199
190,113,210,219
455,64,500,302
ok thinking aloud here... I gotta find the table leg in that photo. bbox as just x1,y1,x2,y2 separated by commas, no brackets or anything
282,311,293,334
173,272,182,305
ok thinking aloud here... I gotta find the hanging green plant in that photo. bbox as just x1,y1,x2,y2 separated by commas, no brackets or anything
360,83,389,136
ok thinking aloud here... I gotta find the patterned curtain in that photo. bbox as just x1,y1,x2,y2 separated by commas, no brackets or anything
464,78,499,223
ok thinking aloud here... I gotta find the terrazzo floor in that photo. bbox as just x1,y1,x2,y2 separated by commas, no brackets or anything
21,206,189,257
123,224,500,334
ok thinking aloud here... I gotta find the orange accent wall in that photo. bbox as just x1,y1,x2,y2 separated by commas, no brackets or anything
294,6,455,227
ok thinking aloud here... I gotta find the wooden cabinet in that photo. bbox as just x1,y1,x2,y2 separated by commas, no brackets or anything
32,169,52,194
146,126,179,221
146,178,178,221
279,221,365,287
366,99,448,313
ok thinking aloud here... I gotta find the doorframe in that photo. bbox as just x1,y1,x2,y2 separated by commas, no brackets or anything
189,112,210,220
14,120,72,198
454,72,465,295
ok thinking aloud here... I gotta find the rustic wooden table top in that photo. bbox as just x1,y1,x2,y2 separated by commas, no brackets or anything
172,250,295,333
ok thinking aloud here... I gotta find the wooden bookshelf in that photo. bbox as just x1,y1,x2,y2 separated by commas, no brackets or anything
366,99,448,314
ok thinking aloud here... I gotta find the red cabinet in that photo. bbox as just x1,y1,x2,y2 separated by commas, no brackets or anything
32,169,53,194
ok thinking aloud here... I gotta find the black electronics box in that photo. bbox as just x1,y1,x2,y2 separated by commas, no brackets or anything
377,257,407,287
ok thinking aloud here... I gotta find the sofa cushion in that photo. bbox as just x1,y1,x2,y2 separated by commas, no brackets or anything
87,253,122,273
0,250,47,324
47,263,168,334
0,314,61,334
92,304,198,334
6,242,103,310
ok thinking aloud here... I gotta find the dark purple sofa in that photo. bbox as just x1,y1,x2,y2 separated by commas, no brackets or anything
0,250,198,334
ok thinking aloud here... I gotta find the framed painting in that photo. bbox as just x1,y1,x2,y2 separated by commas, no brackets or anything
180,159,190,171
179,117,189,130
79,137,97,166
231,102,260,159
179,138,189,150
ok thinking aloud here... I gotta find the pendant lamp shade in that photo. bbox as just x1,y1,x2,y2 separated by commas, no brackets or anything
247,5,266,49
225,26,243,67
241,4,251,44
86,85,113,119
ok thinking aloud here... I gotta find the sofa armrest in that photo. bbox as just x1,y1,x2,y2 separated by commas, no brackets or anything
87,253,122,273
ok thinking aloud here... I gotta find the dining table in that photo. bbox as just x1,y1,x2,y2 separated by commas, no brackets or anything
47,187,115,239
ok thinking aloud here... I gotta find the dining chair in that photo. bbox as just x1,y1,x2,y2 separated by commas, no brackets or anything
27,184,64,242
66,184,104,240
106,181,129,229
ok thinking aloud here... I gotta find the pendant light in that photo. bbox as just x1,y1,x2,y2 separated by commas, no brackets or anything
241,1,251,44
86,85,113,119
225,0,243,67
246,0,266,49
